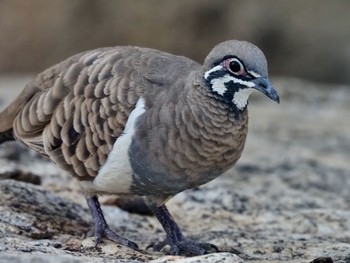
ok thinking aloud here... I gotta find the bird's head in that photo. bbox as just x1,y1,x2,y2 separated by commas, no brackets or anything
202,40,279,111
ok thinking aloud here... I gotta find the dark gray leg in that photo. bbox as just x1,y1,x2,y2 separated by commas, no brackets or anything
86,195,138,250
146,201,219,255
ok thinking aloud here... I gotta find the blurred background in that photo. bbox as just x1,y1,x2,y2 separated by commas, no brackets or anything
0,0,349,84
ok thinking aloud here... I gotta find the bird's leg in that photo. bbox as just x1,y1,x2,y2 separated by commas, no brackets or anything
85,195,138,250
145,200,219,255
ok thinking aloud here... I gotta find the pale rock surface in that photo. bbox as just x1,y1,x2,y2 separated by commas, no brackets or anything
0,76,349,262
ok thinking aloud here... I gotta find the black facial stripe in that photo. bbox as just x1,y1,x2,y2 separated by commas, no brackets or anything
205,69,227,83
222,81,234,101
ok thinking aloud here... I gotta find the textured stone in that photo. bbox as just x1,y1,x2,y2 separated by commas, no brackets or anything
149,253,244,263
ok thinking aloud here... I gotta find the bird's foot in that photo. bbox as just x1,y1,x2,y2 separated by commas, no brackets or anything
144,200,219,256
94,225,138,250
147,237,219,255
86,195,138,251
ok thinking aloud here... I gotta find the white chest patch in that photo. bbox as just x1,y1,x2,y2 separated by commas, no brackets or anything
232,88,254,110
85,98,146,194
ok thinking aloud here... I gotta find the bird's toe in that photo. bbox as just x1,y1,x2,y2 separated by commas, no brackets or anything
147,238,218,256
103,227,139,250
146,240,168,252
197,242,220,252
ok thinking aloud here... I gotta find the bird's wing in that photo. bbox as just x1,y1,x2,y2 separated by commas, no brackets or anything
12,47,144,179
8,46,199,180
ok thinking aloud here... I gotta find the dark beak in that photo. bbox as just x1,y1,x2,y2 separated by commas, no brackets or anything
253,78,280,103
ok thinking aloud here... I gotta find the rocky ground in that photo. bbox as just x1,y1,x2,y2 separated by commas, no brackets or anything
0,76,349,263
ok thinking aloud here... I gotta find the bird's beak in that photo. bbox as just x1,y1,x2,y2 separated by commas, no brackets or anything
252,78,280,103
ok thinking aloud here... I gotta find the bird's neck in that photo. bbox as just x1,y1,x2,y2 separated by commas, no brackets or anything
190,80,249,124
179,81,249,177
198,73,249,116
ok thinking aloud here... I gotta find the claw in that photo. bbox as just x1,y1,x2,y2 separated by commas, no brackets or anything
146,240,168,251
125,240,139,251
146,243,154,250
94,237,101,248
169,245,180,255
198,242,220,252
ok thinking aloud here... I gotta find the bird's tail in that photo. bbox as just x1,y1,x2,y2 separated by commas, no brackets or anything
0,129,15,144
0,82,37,145
0,99,19,145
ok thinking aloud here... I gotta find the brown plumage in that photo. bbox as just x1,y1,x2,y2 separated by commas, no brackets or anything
0,40,279,255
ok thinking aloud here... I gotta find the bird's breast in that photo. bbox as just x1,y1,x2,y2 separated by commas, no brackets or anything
86,91,248,198
127,96,249,197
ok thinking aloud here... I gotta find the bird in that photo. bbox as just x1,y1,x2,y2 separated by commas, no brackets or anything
0,40,279,256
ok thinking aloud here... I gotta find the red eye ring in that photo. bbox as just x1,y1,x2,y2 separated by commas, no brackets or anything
224,58,246,76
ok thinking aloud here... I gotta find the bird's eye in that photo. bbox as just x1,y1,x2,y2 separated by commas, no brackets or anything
225,58,246,76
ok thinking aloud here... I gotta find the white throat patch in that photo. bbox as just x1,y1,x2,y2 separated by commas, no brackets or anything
233,88,254,110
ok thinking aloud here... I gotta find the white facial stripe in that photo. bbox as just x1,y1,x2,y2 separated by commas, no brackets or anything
248,70,261,78
91,98,146,194
233,88,254,110
204,65,223,79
